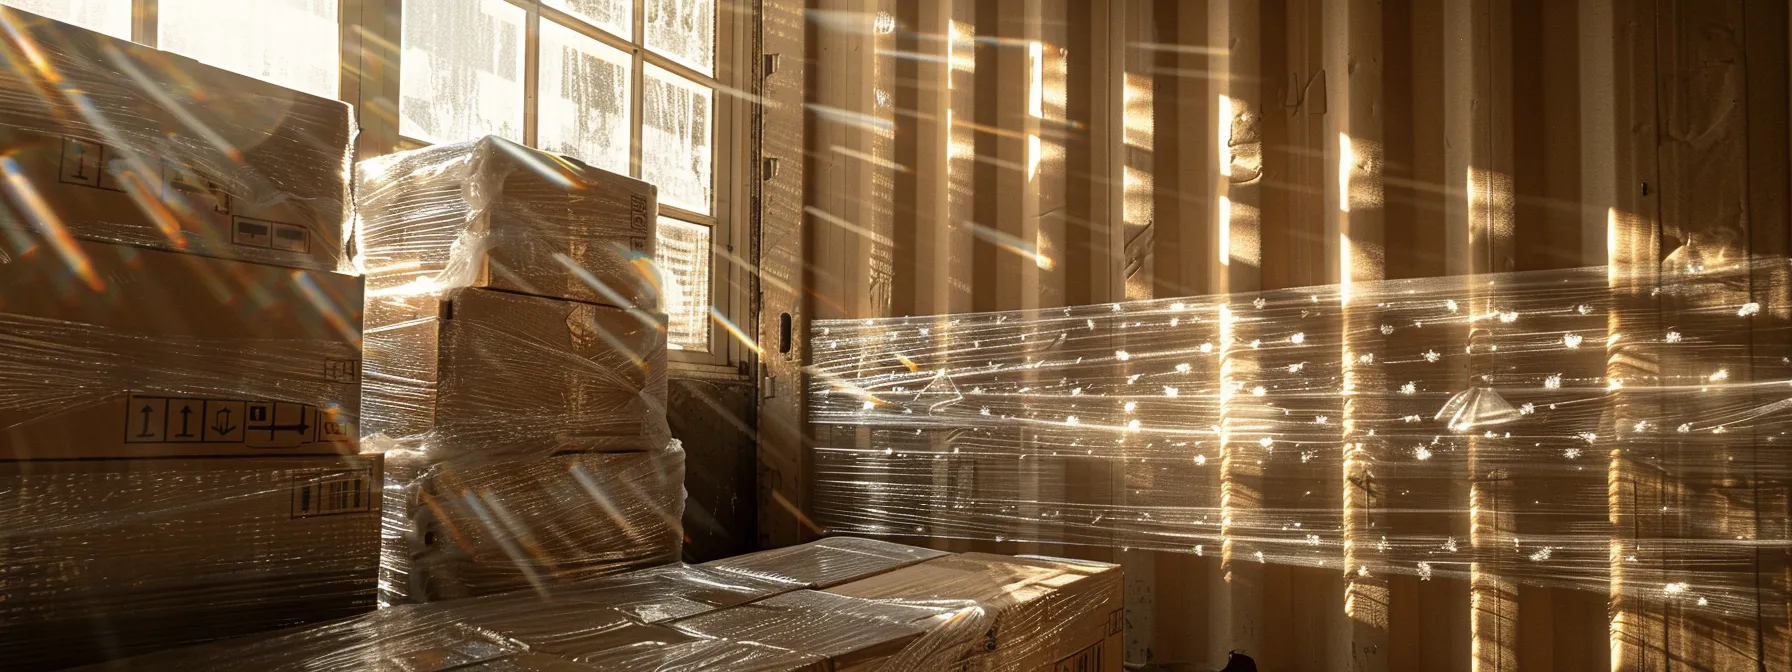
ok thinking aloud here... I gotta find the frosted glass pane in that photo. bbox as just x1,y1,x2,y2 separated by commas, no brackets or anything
644,0,713,75
159,0,340,98
536,19,630,175
400,0,526,144
656,218,712,352
1,0,131,39
544,0,629,38
642,64,712,215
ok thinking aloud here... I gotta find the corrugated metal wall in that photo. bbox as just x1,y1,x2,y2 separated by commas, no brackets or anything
755,0,1792,669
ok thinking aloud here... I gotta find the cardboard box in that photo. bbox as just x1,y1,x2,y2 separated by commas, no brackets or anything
0,8,354,272
88,543,1125,671
700,536,950,589
382,448,685,603
362,288,667,458
0,454,383,670
0,234,363,460
828,553,1126,672
358,136,658,309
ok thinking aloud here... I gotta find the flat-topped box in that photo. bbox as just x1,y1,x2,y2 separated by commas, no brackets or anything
0,7,354,272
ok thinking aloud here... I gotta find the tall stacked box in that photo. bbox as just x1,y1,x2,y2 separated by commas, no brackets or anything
0,8,376,669
356,136,682,604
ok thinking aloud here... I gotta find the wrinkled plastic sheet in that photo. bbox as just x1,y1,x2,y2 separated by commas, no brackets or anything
355,135,660,311
379,443,688,605
811,257,1792,612
359,287,671,461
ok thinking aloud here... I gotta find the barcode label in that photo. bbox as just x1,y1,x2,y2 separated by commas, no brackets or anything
291,469,373,518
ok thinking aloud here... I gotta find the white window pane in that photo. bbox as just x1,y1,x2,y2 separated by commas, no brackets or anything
656,218,712,352
642,64,712,215
536,20,630,175
644,0,714,75
158,0,340,98
1,0,130,40
544,0,629,39
400,0,526,144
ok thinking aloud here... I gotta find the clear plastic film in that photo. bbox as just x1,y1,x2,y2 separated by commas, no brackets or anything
379,442,688,605
355,135,661,311
0,7,355,272
86,539,1125,672
3,454,383,671
812,257,1792,612
360,287,670,460
0,232,364,459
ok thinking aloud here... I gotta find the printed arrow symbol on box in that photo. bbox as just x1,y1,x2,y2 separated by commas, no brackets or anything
137,404,155,437
212,407,237,436
176,406,194,437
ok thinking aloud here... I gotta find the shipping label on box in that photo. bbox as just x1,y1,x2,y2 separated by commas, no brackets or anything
0,233,363,459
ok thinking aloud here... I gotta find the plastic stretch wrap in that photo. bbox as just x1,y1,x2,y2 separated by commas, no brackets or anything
0,7,354,272
3,454,383,671
812,258,1792,611
698,534,949,587
361,288,669,460
356,135,660,310
379,443,687,604
90,541,1124,672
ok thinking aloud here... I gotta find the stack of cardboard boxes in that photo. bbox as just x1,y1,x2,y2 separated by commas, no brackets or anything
0,8,378,669
0,9,1128,671
94,538,1127,671
355,136,684,604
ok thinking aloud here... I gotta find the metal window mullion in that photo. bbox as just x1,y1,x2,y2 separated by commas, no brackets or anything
660,205,716,227
522,2,541,146
133,0,157,46
695,0,731,369
629,0,646,180
339,0,361,112
640,50,721,91
540,4,634,53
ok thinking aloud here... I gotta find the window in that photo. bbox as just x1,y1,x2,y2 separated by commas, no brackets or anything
4,0,735,362
401,0,724,354
537,18,631,174
1,0,340,97
398,0,527,143
159,0,342,98
0,0,130,40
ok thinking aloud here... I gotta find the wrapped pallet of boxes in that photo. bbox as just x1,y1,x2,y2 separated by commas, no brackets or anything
90,541,1125,672
0,232,379,670
0,10,375,668
0,7,353,273
357,137,682,604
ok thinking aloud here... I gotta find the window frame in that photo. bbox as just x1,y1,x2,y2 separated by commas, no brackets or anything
124,0,750,375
